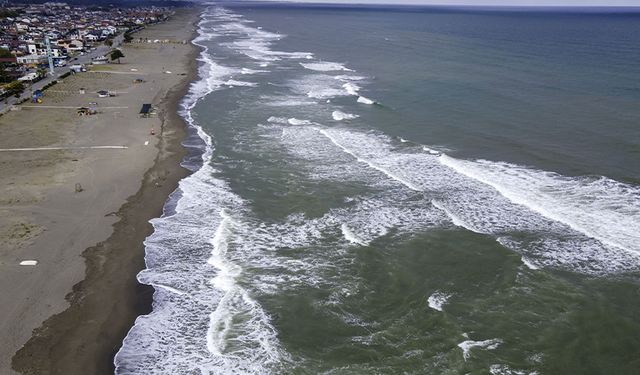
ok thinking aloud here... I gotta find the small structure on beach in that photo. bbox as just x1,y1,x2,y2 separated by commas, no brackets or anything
77,105,97,116
139,103,154,118
97,90,114,98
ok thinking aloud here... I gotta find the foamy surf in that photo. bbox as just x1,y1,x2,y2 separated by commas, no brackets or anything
317,128,422,191
357,96,376,104
439,155,640,256
300,61,353,72
427,291,451,311
287,118,313,125
341,223,368,246
332,110,359,121
114,7,290,374
458,336,503,361
343,82,361,96
490,364,539,375
306,128,640,274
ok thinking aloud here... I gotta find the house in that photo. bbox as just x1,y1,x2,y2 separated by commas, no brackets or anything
15,23,29,32
58,38,83,51
17,54,47,65
84,34,99,42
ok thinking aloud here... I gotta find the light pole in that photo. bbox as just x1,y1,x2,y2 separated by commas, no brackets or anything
44,35,54,75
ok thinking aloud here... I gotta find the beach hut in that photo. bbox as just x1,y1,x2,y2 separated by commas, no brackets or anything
77,107,96,116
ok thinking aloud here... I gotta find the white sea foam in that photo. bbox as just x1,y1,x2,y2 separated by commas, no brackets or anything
431,199,483,234
343,82,361,96
241,67,268,74
423,146,442,156
458,337,502,361
334,74,367,81
303,128,640,274
341,223,367,246
317,129,421,191
357,96,375,105
262,95,317,107
490,364,539,375
289,74,359,100
223,79,258,87
332,110,359,121
267,116,288,124
307,89,349,99
439,156,640,256
300,62,353,72
427,291,450,311
287,118,312,125
215,16,311,63
520,256,540,270
115,8,290,374
153,283,186,295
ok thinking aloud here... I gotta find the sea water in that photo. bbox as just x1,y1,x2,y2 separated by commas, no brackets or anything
115,5,640,374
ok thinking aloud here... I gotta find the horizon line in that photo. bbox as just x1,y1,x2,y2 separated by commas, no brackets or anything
228,1,640,8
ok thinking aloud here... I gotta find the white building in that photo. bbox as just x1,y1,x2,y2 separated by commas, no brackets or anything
17,54,47,65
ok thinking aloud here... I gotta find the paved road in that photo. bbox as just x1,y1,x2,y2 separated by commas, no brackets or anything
0,33,124,113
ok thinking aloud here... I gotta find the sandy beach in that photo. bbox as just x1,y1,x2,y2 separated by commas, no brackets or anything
0,8,199,374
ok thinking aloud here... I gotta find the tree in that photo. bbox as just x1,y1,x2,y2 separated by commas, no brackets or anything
0,65,10,84
0,49,13,84
105,39,113,47
123,33,133,43
4,80,24,97
109,49,124,64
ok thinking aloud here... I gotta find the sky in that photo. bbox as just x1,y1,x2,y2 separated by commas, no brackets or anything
264,0,640,6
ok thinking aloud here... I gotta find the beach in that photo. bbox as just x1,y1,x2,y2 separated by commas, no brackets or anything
0,8,198,374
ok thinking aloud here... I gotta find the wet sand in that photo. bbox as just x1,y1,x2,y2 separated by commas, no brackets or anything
0,9,200,374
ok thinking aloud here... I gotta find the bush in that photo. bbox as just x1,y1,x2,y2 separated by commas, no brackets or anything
5,80,24,95
42,80,58,91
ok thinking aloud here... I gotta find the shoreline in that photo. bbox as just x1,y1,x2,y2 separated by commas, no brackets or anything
9,9,201,374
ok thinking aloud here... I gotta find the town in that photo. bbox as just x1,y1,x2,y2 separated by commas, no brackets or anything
0,2,169,99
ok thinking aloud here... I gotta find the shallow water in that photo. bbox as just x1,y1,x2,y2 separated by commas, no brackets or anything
115,5,640,374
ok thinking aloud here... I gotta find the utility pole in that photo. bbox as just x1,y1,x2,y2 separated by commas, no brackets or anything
44,35,54,75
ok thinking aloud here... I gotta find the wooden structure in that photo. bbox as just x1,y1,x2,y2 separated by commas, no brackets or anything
139,103,154,118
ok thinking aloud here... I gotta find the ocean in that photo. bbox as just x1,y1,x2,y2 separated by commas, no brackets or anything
114,4,640,374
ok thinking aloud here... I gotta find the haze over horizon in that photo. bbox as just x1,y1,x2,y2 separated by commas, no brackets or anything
257,0,640,6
